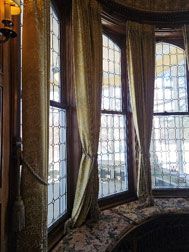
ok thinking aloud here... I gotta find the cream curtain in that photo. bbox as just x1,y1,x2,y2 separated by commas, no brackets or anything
183,25,189,70
126,21,155,204
17,0,50,251
70,0,102,227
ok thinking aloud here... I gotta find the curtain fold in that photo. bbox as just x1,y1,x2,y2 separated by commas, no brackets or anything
183,25,189,70
126,21,155,204
70,0,102,227
17,0,50,251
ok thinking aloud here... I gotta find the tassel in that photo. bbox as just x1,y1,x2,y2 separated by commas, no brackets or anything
12,139,25,232
12,196,25,232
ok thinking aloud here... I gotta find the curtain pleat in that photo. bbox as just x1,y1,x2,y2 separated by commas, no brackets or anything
70,0,102,227
126,21,155,204
17,0,50,251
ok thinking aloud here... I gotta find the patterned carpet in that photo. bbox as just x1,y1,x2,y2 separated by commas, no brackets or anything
52,198,189,252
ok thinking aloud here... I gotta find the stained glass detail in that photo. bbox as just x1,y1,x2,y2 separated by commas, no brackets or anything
154,42,188,113
50,6,61,102
48,107,67,226
151,42,189,189
98,35,128,198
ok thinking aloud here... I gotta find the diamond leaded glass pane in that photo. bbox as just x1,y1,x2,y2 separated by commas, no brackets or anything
48,107,67,226
151,115,189,188
151,42,189,189
98,114,128,197
102,35,122,112
50,6,61,102
154,42,188,113
98,35,128,198
48,5,67,227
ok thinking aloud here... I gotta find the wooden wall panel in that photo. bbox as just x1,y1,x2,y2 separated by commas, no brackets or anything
0,38,11,252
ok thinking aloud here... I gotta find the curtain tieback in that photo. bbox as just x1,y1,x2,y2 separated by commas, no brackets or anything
82,148,97,162
139,149,150,159
139,149,149,155
21,152,49,186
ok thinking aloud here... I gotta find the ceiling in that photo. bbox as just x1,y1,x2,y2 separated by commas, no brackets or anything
113,0,189,12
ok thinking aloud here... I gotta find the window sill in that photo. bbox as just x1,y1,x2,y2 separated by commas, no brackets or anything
153,188,189,198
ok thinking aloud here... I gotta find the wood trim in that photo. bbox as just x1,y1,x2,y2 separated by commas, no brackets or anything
98,27,137,208
153,189,189,198
48,0,81,250
100,0,189,26
99,192,137,210
1,40,11,252
48,213,69,251
8,15,21,252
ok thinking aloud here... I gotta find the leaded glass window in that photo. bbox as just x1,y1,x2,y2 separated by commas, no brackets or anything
98,34,128,198
151,42,189,189
48,5,67,227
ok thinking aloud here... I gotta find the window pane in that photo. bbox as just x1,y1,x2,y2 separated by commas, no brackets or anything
98,114,128,198
50,6,61,102
102,35,122,112
154,42,188,113
151,115,189,189
48,107,67,226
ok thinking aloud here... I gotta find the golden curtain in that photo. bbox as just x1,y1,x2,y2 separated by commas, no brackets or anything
17,0,50,251
183,25,189,70
71,0,102,227
126,21,155,204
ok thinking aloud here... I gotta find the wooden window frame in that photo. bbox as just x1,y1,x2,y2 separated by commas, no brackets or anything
152,29,189,198
48,0,81,250
98,25,137,210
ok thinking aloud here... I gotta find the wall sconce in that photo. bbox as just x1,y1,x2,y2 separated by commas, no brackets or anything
0,0,21,43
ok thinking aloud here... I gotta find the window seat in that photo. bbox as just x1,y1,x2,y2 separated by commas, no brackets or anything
52,198,189,252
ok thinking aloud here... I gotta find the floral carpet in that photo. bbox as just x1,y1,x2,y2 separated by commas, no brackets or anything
52,198,189,252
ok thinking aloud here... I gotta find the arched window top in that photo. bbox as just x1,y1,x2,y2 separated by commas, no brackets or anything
154,42,188,113
103,34,120,53
98,33,128,199
156,42,185,57
102,34,122,112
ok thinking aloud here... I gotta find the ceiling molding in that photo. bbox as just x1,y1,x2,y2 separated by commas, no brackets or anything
100,0,189,26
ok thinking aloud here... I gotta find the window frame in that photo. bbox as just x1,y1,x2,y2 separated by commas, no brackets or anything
152,29,189,197
98,26,137,209
48,0,69,229
48,0,77,249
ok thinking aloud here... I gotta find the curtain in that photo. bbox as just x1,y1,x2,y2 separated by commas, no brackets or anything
183,25,189,70
126,21,155,204
17,0,50,251
70,0,102,227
